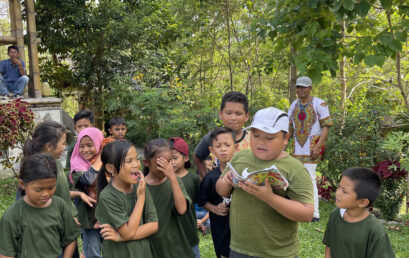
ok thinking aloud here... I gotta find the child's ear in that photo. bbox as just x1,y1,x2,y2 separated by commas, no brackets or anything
108,128,113,134
208,146,214,155
358,198,370,208
183,155,189,163
43,142,54,154
244,112,249,122
105,164,115,174
18,179,25,190
142,158,149,168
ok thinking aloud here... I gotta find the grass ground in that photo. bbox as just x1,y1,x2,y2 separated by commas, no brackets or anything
1,178,408,257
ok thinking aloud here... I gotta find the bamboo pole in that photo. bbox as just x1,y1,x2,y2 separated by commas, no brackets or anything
0,36,17,45
13,0,28,97
9,0,16,37
25,0,41,98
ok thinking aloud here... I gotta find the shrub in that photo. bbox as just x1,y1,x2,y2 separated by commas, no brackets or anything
373,161,407,221
0,99,35,176
317,175,335,202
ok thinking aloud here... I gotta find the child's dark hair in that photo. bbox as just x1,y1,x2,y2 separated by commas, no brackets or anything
220,91,249,113
109,117,126,127
342,167,381,206
8,45,19,53
19,154,57,195
97,140,133,195
143,138,171,175
209,127,236,146
74,109,95,125
23,121,66,156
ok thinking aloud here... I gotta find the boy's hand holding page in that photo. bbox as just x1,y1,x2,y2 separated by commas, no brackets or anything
239,178,274,203
228,163,289,190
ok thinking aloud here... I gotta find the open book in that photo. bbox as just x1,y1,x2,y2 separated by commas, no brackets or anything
227,163,289,190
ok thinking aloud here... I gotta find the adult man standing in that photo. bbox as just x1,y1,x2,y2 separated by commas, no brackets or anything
0,45,29,99
288,76,332,222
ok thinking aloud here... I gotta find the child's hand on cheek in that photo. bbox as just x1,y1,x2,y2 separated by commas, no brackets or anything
137,172,146,197
157,157,176,180
239,178,274,204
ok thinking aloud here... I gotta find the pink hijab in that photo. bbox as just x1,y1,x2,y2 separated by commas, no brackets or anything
69,127,104,184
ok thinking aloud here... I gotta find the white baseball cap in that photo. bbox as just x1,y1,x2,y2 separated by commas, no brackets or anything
296,76,312,87
246,107,289,134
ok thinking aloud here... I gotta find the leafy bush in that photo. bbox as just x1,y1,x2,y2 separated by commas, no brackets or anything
317,175,335,202
319,105,386,188
373,161,407,221
0,99,35,176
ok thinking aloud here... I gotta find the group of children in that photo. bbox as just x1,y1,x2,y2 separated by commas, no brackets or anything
0,91,396,258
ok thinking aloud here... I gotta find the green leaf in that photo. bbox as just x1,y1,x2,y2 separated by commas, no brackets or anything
334,0,343,12
355,1,370,17
364,55,385,67
378,32,393,46
389,39,402,52
343,0,355,11
308,68,322,84
395,31,407,42
381,0,392,9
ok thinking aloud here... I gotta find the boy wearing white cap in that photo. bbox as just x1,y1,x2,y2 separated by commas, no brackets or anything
288,76,333,222
216,107,314,258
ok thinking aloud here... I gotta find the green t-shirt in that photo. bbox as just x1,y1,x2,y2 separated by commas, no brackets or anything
0,196,81,258
65,141,75,171
147,177,194,258
323,208,395,258
71,171,96,229
55,159,78,217
222,149,314,258
95,183,158,258
180,172,200,247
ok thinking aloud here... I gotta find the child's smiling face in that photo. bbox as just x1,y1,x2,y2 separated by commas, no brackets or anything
116,146,141,185
219,102,249,133
79,136,97,161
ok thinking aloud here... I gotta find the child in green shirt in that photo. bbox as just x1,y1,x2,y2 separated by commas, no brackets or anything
95,140,158,258
0,154,80,258
169,137,201,257
144,138,194,258
216,107,314,257
323,167,395,258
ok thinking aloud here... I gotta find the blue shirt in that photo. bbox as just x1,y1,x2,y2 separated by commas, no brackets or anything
0,59,26,84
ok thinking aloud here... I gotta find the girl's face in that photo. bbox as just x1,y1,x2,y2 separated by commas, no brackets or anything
115,146,142,185
145,149,172,178
79,136,97,161
21,178,57,208
44,133,66,159
171,150,188,173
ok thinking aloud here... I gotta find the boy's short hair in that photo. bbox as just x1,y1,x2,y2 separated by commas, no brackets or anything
209,127,236,146
109,117,126,127
342,167,381,206
8,45,19,53
220,91,249,113
74,109,94,124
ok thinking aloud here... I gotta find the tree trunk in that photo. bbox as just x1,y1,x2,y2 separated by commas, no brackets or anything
225,0,233,91
340,20,347,115
289,46,297,103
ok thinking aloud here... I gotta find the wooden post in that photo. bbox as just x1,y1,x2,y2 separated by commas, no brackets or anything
25,0,41,98
13,0,28,97
9,0,16,37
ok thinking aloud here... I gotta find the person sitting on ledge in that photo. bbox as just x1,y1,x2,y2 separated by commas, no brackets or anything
0,45,29,100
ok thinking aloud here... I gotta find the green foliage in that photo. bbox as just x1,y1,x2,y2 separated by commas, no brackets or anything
383,131,409,172
104,76,218,149
373,161,407,221
320,104,387,187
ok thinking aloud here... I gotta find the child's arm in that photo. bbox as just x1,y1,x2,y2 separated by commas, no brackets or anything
203,202,229,216
197,212,210,228
215,171,234,197
0,255,13,258
62,240,77,258
325,246,331,258
157,157,187,215
116,175,146,240
100,222,158,242
70,191,96,207
239,179,314,222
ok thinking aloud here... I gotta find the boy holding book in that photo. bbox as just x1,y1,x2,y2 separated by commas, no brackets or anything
216,107,314,258
198,127,235,258
323,167,395,258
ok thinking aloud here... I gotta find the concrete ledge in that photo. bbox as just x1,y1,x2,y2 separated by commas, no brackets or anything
0,97,62,107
